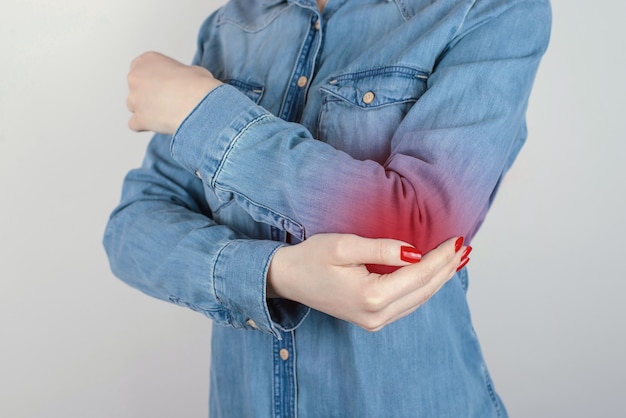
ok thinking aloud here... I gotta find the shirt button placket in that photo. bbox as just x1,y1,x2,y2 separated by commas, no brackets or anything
278,12,321,122
297,75,308,88
273,332,297,418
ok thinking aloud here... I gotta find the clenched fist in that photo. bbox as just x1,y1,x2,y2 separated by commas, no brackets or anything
126,51,222,134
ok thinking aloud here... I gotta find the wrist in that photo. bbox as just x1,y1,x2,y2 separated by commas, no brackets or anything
172,75,222,133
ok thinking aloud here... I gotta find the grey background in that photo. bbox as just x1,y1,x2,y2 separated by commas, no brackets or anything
1,1,624,417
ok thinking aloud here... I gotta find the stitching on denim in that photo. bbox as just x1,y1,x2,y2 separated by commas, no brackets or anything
210,240,232,308
482,363,503,417
318,88,419,110
457,267,469,292
225,78,265,104
212,112,272,188
210,195,237,217
171,86,220,160
212,111,306,240
331,65,430,82
320,66,428,110
213,183,306,241
210,242,237,328
392,0,412,21
215,3,291,33
167,296,228,317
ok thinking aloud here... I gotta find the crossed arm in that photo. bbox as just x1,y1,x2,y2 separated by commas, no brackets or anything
112,2,548,333
123,52,469,331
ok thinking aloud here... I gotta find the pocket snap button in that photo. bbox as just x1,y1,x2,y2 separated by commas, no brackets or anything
362,91,375,104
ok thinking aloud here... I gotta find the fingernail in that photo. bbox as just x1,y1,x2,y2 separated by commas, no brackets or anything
456,257,470,272
461,246,472,259
455,237,464,252
400,246,423,263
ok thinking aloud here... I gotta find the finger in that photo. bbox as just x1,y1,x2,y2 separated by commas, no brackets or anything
372,237,464,305
128,114,145,132
383,258,460,326
372,241,467,327
358,256,459,332
129,52,147,70
131,51,162,67
128,115,138,132
389,236,462,285
329,234,423,267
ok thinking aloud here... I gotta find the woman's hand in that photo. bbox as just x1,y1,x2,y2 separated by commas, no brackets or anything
267,234,470,332
126,51,222,134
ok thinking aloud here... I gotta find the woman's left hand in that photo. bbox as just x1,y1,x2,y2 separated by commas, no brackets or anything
126,51,222,134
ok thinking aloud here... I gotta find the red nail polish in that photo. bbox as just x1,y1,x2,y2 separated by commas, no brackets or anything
401,246,423,263
456,257,470,272
461,246,472,259
455,237,464,252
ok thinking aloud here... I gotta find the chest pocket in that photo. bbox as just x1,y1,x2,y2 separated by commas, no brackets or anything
317,66,428,164
225,79,264,104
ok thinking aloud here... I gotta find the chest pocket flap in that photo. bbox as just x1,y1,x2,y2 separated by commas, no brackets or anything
225,78,264,104
320,66,429,109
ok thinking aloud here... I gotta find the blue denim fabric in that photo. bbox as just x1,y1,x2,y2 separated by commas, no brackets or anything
104,0,551,416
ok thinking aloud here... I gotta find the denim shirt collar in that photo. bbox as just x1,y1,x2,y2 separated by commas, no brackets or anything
262,0,391,9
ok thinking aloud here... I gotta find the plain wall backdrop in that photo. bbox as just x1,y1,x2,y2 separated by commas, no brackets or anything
1,1,624,417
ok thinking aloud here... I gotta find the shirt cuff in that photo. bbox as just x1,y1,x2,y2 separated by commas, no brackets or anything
213,239,310,338
171,83,270,185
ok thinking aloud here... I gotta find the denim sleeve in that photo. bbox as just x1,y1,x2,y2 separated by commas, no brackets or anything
103,135,309,337
172,1,551,253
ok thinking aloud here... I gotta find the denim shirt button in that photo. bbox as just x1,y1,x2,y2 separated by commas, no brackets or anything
362,91,375,104
279,348,290,361
246,318,258,329
194,170,202,179
314,19,321,30
297,76,308,88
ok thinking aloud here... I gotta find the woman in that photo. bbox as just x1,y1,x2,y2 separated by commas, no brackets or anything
105,0,551,416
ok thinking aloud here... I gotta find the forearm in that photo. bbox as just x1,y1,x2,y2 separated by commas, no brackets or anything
172,89,461,250
172,85,518,254
171,1,551,253
103,135,307,336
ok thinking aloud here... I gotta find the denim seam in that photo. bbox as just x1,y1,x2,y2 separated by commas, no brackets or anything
318,91,419,110
214,239,286,338
212,109,306,240
210,196,237,217
210,239,234,312
215,3,292,33
166,296,227,317
211,112,272,188
482,362,503,417
330,65,430,81
392,0,412,21
214,184,306,241
224,78,265,104
261,244,289,338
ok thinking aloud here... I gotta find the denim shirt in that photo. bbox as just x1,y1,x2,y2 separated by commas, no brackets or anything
104,0,551,416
